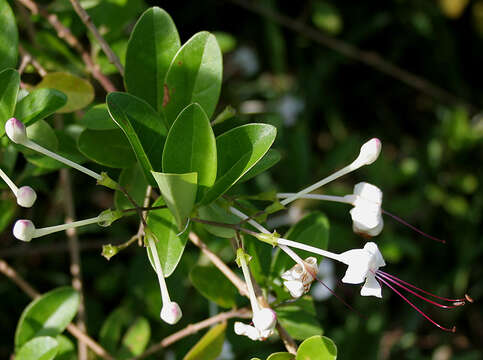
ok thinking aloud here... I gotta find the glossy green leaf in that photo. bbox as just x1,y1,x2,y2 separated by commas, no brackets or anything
296,335,337,360
78,129,136,168
202,124,277,204
267,353,295,360
15,336,58,360
100,306,133,354
183,322,226,360
146,197,189,276
189,265,238,308
213,32,237,53
80,104,118,130
197,201,239,238
0,0,18,71
117,317,151,359
14,89,67,126
55,335,75,360
152,171,197,229
0,198,16,233
36,72,94,113
276,303,323,340
239,149,282,183
164,31,222,127
0,68,20,136
163,103,217,198
15,287,80,349
125,7,180,111
107,92,168,185
271,212,330,278
115,164,149,210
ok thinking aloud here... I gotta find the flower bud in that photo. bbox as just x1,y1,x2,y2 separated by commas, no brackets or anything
160,301,182,325
16,186,37,208
253,308,277,332
357,138,381,165
5,118,28,144
13,220,36,242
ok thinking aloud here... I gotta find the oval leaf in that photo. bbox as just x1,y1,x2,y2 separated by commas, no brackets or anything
267,353,295,360
80,104,118,130
239,149,281,183
151,171,197,229
164,31,222,127
100,306,133,354
78,129,137,168
107,92,168,185
16,336,58,360
14,89,67,126
55,335,76,360
15,287,80,349
183,322,226,360
115,164,149,210
0,68,20,136
146,197,189,276
163,103,217,198
36,72,94,113
125,7,180,112
117,317,151,359
189,265,238,308
296,335,337,360
276,303,323,340
0,0,18,71
201,124,277,204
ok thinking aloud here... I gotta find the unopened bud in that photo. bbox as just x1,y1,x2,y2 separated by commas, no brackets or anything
5,118,28,144
16,186,37,208
13,220,36,242
160,301,182,325
102,244,119,260
357,138,381,165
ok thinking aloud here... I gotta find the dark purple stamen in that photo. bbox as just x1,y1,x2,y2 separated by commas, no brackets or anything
382,209,446,244
376,274,456,332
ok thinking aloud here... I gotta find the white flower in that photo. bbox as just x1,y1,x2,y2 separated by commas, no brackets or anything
234,308,276,341
16,186,37,208
281,257,318,298
339,242,386,298
350,182,384,237
160,301,182,325
234,322,261,341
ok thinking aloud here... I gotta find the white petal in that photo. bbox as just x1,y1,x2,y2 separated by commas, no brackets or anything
281,269,294,281
340,249,370,284
353,182,383,205
360,275,382,298
253,308,277,332
284,280,305,298
364,242,386,268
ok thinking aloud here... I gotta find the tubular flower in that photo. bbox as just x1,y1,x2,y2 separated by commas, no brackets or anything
281,257,318,298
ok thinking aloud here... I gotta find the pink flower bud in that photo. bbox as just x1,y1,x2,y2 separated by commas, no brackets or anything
13,220,36,242
358,138,381,165
160,301,182,325
5,118,28,144
16,186,37,208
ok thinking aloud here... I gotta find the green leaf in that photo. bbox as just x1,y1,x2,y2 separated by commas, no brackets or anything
80,104,118,130
15,336,58,360
183,322,226,360
0,68,20,136
271,212,330,278
55,335,76,360
125,7,180,112
146,197,189,276
78,129,136,168
189,265,238,308
163,103,217,198
23,120,60,169
245,234,272,285
239,149,282,183
202,124,277,204
267,353,295,360
0,198,16,233
36,72,94,113
15,287,80,349
213,32,237,54
99,306,133,354
107,92,168,185
276,303,323,340
0,0,18,71
151,171,197,229
296,335,337,360
14,89,67,126
164,31,222,127
117,317,151,359
115,164,149,210
197,201,239,238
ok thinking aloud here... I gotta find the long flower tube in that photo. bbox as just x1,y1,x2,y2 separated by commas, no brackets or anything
0,168,37,207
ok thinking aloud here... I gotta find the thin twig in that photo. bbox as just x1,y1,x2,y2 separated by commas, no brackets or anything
19,45,47,77
68,0,124,75
132,308,251,360
188,232,248,297
0,259,114,360
59,168,88,360
229,0,479,113
16,0,117,92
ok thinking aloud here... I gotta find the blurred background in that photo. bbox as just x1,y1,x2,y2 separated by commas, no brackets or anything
1,0,482,359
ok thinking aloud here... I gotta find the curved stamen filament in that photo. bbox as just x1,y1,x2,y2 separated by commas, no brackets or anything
376,272,465,309
377,270,466,304
376,275,456,332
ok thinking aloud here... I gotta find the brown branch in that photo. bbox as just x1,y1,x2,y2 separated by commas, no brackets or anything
188,231,248,296
16,0,117,92
68,0,124,75
59,168,88,360
229,0,479,113
132,308,251,360
276,322,298,354
19,45,47,77
0,259,114,360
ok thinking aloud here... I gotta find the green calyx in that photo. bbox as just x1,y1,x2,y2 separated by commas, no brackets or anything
255,231,279,247
102,244,119,260
97,209,124,227
235,248,252,267
97,172,120,190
